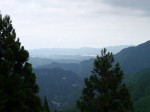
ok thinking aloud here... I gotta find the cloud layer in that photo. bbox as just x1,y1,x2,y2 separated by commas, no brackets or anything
103,0,150,16
0,0,150,49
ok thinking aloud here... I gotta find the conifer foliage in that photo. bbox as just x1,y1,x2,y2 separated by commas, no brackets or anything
0,13,43,112
77,48,133,112
44,97,51,112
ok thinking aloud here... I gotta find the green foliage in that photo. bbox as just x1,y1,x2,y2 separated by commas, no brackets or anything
115,41,150,75
127,68,150,112
44,96,51,112
134,95,150,112
77,48,133,112
35,68,82,110
0,90,8,111
0,13,43,112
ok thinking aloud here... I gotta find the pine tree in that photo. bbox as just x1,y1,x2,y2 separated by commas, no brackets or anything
44,96,51,112
77,48,133,112
0,90,7,111
0,13,43,112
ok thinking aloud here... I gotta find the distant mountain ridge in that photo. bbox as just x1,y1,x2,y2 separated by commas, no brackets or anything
35,40,150,78
33,40,150,111
29,45,131,58
35,58,94,78
29,57,82,68
115,40,150,74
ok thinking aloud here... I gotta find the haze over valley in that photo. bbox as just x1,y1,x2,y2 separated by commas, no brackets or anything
28,40,150,111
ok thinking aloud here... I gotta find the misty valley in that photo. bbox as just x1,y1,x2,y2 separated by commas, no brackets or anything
29,41,150,112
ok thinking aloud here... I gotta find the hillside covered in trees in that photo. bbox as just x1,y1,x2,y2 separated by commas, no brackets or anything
34,40,150,111
127,68,150,112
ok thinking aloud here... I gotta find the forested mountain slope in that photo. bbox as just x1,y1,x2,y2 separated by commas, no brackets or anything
127,68,150,112
36,58,94,78
32,40,150,111
115,40,150,74
35,41,150,78
34,68,83,110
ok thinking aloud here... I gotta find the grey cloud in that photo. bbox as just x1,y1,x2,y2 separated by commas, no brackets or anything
102,0,150,16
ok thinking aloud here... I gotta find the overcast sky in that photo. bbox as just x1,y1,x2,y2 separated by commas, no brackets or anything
0,0,150,49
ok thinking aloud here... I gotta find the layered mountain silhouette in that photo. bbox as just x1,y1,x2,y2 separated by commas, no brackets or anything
35,40,150,78
29,45,130,58
32,40,150,111
115,40,150,74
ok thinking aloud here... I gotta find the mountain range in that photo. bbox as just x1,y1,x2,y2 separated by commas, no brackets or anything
35,41,150,78
32,40,150,112
115,40,150,74
29,45,130,58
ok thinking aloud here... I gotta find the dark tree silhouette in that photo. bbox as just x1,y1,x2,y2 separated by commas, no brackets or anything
0,13,43,112
44,96,51,112
77,48,133,112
